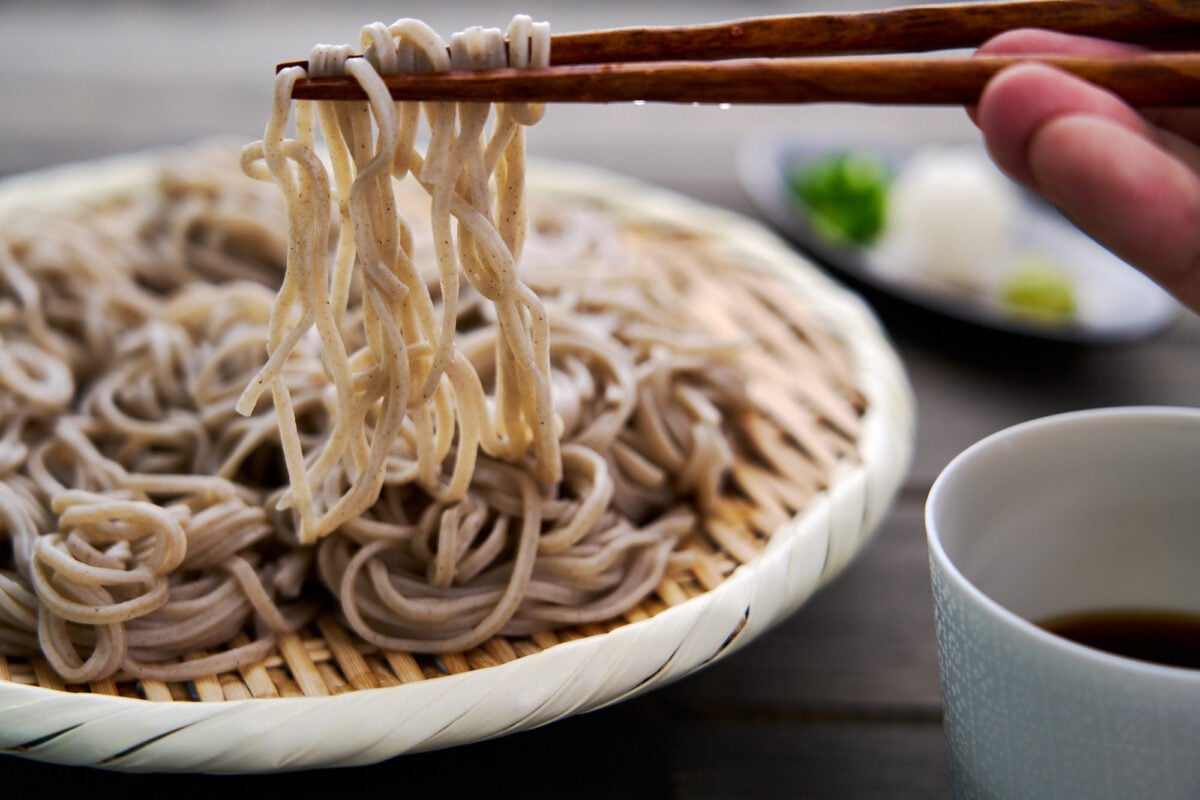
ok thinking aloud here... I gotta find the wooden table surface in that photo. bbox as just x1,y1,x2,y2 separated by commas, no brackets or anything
2,1,1197,796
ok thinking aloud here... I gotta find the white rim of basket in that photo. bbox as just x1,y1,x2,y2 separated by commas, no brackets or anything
0,147,915,773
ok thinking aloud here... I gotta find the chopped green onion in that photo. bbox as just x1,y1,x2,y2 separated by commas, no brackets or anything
786,153,890,245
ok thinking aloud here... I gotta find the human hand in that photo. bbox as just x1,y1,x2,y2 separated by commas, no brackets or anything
973,30,1200,314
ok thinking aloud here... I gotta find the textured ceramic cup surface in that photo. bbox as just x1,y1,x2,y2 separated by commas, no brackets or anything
926,406,1200,800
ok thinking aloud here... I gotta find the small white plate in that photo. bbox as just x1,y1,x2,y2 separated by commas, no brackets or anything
737,130,1180,345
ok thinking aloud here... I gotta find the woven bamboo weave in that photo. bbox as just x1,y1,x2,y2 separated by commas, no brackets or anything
0,148,915,772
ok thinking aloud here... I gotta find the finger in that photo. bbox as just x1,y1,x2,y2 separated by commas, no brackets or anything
971,29,1200,142
976,62,1200,204
977,28,1142,58
975,62,1151,188
1026,113,1200,310
966,29,1140,125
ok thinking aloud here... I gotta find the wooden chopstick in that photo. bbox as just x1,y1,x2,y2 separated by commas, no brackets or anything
280,0,1200,105
543,0,1200,64
288,54,1200,106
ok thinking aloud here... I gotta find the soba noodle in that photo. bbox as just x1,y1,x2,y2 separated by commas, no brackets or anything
0,16,862,685
239,17,562,547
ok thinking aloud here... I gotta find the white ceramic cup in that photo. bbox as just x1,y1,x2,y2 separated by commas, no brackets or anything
926,406,1200,800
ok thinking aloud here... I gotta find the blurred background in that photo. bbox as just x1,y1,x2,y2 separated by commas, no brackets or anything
0,0,978,215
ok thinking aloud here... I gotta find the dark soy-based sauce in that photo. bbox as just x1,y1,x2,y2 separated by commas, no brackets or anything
1039,609,1200,670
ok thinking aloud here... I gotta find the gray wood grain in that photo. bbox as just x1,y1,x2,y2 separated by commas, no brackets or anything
665,719,949,800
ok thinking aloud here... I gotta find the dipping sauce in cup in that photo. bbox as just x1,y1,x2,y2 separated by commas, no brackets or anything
926,406,1200,800
1039,608,1200,670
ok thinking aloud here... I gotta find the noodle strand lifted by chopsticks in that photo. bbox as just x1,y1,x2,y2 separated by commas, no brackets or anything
238,18,562,547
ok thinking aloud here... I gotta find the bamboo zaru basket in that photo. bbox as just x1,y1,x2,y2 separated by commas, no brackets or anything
0,144,913,772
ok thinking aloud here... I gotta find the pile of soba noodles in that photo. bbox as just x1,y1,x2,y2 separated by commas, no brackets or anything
0,17,862,686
